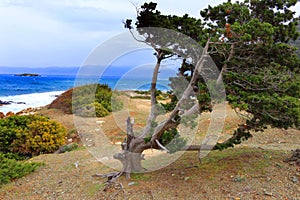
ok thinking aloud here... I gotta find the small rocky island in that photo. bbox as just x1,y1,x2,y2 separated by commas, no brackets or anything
14,73,40,77
0,100,26,106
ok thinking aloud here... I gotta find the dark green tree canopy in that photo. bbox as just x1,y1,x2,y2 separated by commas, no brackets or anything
126,0,300,148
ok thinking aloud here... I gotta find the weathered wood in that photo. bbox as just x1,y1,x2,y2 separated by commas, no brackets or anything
155,139,170,153
140,52,164,138
150,40,211,142
180,145,217,151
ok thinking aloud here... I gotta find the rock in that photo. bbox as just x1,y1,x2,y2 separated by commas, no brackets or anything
285,149,300,166
263,189,273,196
6,111,14,117
16,107,36,115
0,112,5,118
128,182,137,186
54,143,78,154
0,100,12,105
0,100,25,106
74,161,79,168
291,176,298,183
14,73,40,77
233,175,245,182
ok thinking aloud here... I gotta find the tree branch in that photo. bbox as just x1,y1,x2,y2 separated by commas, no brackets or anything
140,51,164,138
179,144,217,151
150,39,211,143
182,103,200,117
217,43,235,85
155,139,170,153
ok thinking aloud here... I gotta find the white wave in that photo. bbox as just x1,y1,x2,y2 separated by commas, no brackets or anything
0,91,64,114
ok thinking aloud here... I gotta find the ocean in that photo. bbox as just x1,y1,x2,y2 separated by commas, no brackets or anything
0,74,170,114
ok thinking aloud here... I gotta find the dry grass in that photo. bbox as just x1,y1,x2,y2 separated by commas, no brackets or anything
0,147,299,199
1,94,299,199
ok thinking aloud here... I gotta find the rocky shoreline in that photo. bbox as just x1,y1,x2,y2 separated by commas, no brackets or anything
0,107,41,118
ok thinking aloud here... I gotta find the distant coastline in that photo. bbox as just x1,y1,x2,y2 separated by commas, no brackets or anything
0,73,170,114
14,73,40,77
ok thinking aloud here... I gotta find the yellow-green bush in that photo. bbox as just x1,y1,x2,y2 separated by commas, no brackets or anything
12,119,66,157
0,115,67,157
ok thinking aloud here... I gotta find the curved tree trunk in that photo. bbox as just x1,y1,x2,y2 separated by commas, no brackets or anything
114,152,143,178
113,117,150,178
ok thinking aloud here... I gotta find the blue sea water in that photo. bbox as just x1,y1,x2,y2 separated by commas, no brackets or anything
0,74,76,97
0,74,170,113
0,74,170,97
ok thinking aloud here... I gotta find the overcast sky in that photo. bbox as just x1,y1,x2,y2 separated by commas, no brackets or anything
0,0,299,68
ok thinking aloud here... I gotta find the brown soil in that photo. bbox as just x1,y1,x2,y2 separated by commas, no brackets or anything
0,96,299,199
48,89,73,114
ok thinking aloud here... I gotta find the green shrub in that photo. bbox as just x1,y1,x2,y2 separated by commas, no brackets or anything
0,115,67,157
0,153,43,186
50,84,123,117
75,102,109,117
160,128,187,153
94,102,110,117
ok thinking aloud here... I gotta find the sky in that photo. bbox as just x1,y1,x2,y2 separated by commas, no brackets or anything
0,0,299,68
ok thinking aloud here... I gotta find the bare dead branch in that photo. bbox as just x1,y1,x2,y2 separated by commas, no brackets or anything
92,171,124,183
208,42,239,45
155,139,170,153
93,172,126,200
232,81,285,92
179,144,217,151
217,43,235,85
183,103,200,117
128,29,148,44
110,181,126,199
129,0,140,15
263,111,280,121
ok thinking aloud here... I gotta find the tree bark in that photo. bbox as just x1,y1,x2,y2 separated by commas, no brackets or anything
114,138,148,179
140,51,164,138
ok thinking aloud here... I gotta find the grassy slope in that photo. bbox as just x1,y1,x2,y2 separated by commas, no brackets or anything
0,148,299,199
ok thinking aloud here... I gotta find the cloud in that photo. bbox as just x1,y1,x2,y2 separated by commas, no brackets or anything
0,0,135,67
0,0,33,7
0,0,299,67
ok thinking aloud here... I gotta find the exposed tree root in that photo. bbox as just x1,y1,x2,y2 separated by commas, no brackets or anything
93,171,126,199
